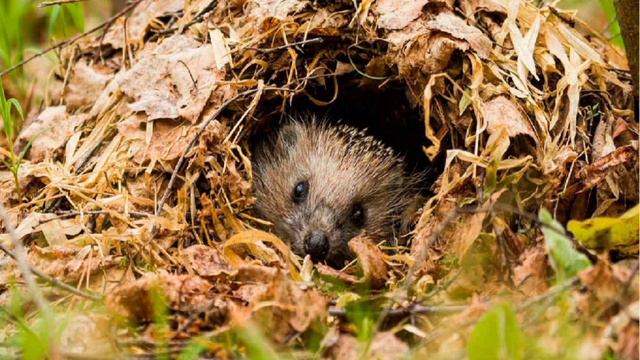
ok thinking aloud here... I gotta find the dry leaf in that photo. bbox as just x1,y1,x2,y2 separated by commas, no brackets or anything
27,245,121,284
374,0,429,30
15,106,82,163
512,244,548,296
426,12,492,59
180,244,237,277
118,34,227,123
484,96,536,139
106,273,219,321
253,269,327,343
102,0,185,49
316,263,358,284
248,0,307,20
64,61,114,110
348,233,388,289
329,332,409,360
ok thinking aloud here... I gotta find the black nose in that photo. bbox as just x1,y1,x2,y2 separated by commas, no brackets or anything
304,231,329,262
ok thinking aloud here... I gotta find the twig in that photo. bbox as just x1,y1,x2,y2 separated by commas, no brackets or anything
518,277,579,310
245,38,324,53
38,0,87,7
156,0,219,36
0,0,142,78
328,303,467,320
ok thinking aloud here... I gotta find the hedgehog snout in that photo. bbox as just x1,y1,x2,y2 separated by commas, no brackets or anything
304,230,330,262
298,204,338,262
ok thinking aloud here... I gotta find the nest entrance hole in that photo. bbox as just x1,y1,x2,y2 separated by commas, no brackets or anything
248,79,440,190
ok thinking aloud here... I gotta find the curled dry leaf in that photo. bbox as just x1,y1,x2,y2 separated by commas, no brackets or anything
423,35,469,73
348,233,388,289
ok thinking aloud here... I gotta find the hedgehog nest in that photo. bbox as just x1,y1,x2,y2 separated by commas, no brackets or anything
0,0,638,358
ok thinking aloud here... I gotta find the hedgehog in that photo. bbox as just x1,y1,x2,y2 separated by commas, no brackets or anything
252,115,422,267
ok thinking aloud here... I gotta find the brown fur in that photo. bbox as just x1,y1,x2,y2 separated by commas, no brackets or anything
252,115,421,266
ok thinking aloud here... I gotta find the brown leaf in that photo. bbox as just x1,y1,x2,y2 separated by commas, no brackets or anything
106,273,219,321
229,264,280,305
117,115,200,164
248,0,307,21
234,263,279,283
64,61,114,111
180,244,236,278
117,34,228,123
578,144,637,193
446,196,501,264
15,107,83,163
426,12,492,59
617,320,639,360
606,301,640,360
102,0,185,49
466,0,507,14
59,314,117,357
316,263,358,285
511,244,548,296
578,257,624,304
374,0,429,30
27,245,121,284
253,269,327,343
329,333,360,360
348,233,388,289
484,96,536,139
329,332,409,360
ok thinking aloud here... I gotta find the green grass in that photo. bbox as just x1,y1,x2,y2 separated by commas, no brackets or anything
0,0,33,83
0,80,28,193
47,2,85,40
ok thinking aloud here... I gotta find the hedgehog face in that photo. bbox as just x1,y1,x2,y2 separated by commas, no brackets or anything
253,118,416,267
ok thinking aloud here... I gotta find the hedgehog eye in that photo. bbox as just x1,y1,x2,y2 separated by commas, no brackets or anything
350,204,366,228
292,180,309,203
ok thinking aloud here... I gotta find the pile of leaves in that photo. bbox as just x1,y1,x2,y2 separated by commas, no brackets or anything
0,0,637,358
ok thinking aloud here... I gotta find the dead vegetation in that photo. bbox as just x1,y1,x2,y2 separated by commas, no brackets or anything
0,0,638,359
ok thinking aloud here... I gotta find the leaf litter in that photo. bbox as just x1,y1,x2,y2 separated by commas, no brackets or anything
0,0,637,359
